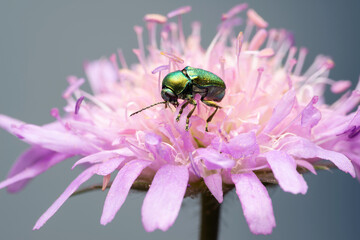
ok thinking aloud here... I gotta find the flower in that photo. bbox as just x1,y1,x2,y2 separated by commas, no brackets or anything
0,3,358,235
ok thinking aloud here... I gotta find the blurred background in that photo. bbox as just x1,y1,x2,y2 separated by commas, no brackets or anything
0,0,360,239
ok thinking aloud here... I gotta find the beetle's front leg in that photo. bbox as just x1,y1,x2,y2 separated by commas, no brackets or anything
176,101,190,122
185,99,197,131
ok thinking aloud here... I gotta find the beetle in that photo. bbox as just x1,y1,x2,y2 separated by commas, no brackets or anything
130,66,226,131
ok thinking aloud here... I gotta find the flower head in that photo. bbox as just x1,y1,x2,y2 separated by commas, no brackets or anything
0,4,359,235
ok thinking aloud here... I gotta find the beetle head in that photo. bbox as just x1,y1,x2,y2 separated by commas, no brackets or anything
161,88,179,108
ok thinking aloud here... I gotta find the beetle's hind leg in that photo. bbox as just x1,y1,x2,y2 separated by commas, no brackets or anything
202,100,222,132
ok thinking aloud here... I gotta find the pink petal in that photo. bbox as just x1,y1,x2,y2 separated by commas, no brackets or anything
95,158,124,176
33,165,98,229
296,160,317,175
204,173,223,203
8,123,98,155
142,165,189,232
196,148,235,170
283,137,355,177
232,172,275,235
264,151,308,194
0,114,24,132
72,148,133,168
0,152,69,190
101,159,151,225
221,131,259,159
301,96,321,129
5,147,54,192
263,89,296,133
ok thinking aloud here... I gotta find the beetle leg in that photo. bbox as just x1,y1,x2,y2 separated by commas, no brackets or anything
201,100,222,132
176,101,190,122
185,99,197,131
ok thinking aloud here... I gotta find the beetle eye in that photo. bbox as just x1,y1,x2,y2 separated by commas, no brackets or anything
161,88,177,102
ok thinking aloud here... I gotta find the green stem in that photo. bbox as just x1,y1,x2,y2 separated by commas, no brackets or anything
200,193,221,240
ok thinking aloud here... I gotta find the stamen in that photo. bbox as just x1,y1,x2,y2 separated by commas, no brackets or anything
117,48,128,69
133,49,147,74
220,56,226,79
169,22,179,52
144,14,167,23
78,90,113,112
236,32,244,78
284,47,297,70
221,3,248,21
62,77,85,99
248,29,268,50
167,6,192,18
134,26,146,62
167,6,191,52
160,51,184,64
205,30,222,68
109,53,120,81
247,9,268,28
50,108,68,130
75,96,85,115
160,30,169,52
243,19,254,43
251,67,264,99
152,65,170,74
144,14,167,50
294,47,308,76
266,29,277,49
331,80,352,94
51,108,60,119
259,48,275,58
152,65,169,93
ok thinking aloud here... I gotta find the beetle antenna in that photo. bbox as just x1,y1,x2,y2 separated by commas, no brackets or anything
130,101,167,116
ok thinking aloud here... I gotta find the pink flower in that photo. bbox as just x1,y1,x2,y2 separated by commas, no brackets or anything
0,4,358,235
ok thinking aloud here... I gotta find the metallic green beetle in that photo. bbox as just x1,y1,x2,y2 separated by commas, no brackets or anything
130,66,226,131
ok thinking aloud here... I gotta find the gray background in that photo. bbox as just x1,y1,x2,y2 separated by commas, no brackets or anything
1,0,360,239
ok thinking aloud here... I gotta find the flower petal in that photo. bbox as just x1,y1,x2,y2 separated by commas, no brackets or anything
296,160,317,175
0,114,24,132
232,172,276,235
0,152,69,191
196,148,235,170
95,158,124,176
301,96,321,129
283,137,355,177
72,148,133,168
101,159,151,225
221,131,259,159
204,173,223,203
264,150,308,194
142,165,189,232
33,165,97,230
11,123,98,155
5,147,54,192
263,89,296,133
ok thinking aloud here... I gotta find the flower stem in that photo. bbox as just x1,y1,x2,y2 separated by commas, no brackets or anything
200,193,221,240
